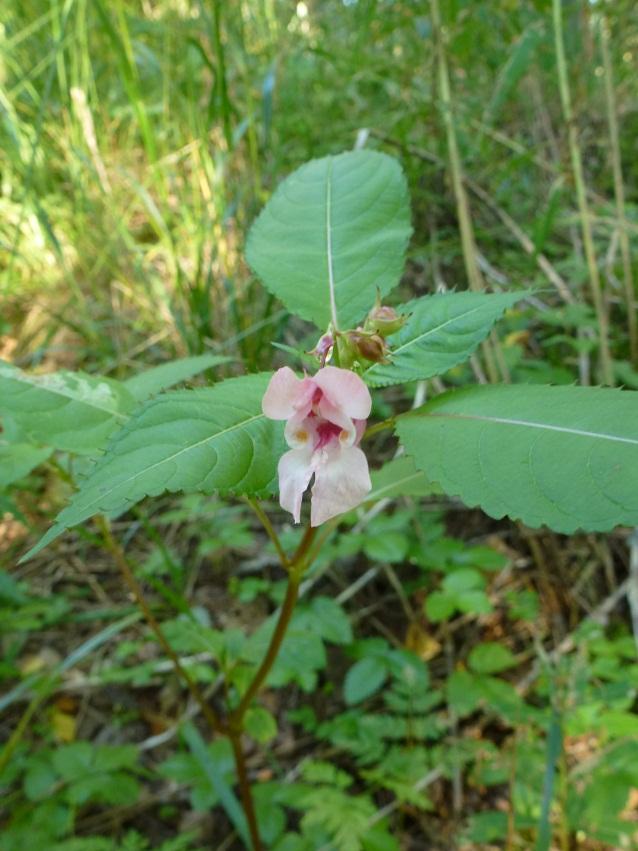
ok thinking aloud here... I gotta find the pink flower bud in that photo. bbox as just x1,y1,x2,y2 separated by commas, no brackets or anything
309,333,334,367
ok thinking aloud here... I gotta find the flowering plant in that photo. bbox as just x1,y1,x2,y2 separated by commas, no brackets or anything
11,149,638,850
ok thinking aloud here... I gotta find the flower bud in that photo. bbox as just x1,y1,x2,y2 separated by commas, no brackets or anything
365,302,407,338
346,330,390,364
309,333,334,366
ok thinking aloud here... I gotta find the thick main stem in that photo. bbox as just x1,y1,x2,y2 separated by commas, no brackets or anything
228,523,317,849
228,731,263,851
234,526,316,720
104,510,316,851
236,569,301,719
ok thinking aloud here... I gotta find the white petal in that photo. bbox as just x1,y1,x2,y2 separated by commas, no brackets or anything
314,366,372,419
262,368,315,420
262,367,302,419
278,447,314,524
310,445,371,526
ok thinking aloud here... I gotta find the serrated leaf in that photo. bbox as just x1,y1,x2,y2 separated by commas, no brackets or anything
246,150,411,330
364,291,527,387
22,374,284,560
0,442,52,486
396,384,638,533
0,360,134,453
124,353,232,401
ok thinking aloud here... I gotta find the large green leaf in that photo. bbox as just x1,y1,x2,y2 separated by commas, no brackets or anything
364,291,527,387
366,456,441,503
124,353,232,401
0,360,134,454
246,150,411,330
0,442,52,487
396,384,638,533
22,374,284,560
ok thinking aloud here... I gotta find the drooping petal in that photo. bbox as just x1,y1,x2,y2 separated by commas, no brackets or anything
310,445,371,526
278,447,314,523
262,367,315,420
313,366,372,420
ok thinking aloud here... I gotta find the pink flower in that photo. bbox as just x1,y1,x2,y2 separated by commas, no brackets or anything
262,366,372,526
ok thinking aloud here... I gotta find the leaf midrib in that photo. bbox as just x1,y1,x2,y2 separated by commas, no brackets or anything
65,411,266,517
427,410,638,446
363,302,488,381
392,304,486,356
325,156,339,329
368,470,428,502
2,368,128,421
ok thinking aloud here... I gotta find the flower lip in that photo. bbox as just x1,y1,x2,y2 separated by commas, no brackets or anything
315,420,342,450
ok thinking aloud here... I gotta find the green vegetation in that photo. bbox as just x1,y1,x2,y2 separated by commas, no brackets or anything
2,2,638,850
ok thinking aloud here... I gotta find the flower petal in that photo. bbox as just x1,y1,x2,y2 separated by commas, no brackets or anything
316,396,356,445
262,368,315,420
310,445,371,526
314,366,372,420
284,412,317,450
278,447,314,524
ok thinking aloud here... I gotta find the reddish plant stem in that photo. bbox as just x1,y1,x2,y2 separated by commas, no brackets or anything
234,525,316,720
227,524,317,849
104,513,317,851
228,730,263,851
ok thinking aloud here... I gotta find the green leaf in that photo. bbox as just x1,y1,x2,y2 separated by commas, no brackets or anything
446,670,484,716
182,723,249,846
306,597,353,645
442,568,485,593
344,656,388,705
22,374,284,560
424,591,456,623
364,530,409,563
366,456,441,503
456,590,493,615
396,384,638,533
124,353,232,401
0,360,134,454
246,150,411,330
364,291,526,386
245,707,278,744
0,442,52,487
468,642,516,674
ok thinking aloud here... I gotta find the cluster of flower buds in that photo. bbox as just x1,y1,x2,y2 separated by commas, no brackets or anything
309,296,407,370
